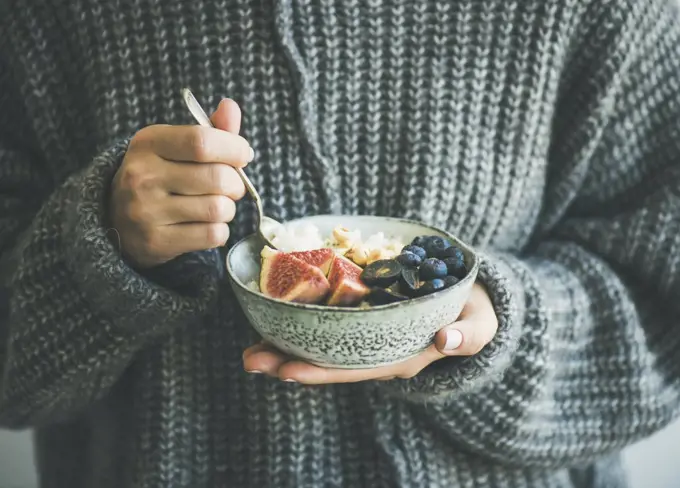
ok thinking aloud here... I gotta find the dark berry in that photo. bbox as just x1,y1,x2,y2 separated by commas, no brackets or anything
443,275,460,288
419,258,447,280
411,235,429,248
402,245,427,261
360,259,402,287
439,245,464,260
442,250,466,278
399,267,421,296
423,237,449,259
369,285,409,305
418,278,446,296
396,251,422,268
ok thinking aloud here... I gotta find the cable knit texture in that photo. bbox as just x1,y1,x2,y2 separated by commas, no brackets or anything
1,0,680,487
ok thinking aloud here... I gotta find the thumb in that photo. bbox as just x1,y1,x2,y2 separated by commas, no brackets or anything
211,98,242,134
433,319,489,357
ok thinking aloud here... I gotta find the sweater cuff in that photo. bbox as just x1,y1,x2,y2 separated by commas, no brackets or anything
378,250,526,402
61,140,221,336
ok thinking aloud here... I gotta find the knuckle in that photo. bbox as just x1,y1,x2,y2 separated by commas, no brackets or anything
129,126,154,149
206,196,228,222
120,165,142,191
126,201,150,225
221,165,246,199
118,224,168,268
209,164,228,191
187,126,209,161
120,162,155,193
213,165,245,200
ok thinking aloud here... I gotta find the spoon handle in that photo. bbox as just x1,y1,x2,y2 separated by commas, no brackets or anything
180,88,264,218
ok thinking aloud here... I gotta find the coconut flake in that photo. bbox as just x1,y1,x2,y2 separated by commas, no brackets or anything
270,223,326,252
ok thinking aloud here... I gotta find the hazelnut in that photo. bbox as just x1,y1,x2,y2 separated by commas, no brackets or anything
333,226,360,245
347,245,369,266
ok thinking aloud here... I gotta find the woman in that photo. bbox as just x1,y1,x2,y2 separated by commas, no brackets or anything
0,0,679,487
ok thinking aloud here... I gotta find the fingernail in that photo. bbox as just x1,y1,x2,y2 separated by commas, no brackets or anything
247,146,255,163
246,370,262,374
444,329,463,351
283,378,297,383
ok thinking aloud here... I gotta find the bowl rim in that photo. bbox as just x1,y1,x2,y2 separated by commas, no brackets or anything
225,214,480,313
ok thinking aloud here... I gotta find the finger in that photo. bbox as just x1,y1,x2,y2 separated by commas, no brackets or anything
243,341,284,360
158,195,236,224
243,342,291,377
243,348,290,377
243,342,271,359
152,222,230,256
277,347,444,384
276,361,390,384
163,162,246,199
211,98,242,134
136,124,253,166
434,318,498,356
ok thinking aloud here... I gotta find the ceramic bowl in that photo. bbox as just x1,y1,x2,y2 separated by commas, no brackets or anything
226,215,479,369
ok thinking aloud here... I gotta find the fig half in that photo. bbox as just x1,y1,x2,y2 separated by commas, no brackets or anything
289,248,335,275
326,255,371,306
259,247,330,304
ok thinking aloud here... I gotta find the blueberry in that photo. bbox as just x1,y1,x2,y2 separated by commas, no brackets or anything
419,258,447,280
424,237,449,259
411,236,429,248
441,248,466,278
396,251,422,268
402,245,426,261
418,278,446,296
443,258,466,279
439,246,464,260
443,275,460,288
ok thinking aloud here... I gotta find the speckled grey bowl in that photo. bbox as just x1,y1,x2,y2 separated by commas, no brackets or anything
226,215,479,369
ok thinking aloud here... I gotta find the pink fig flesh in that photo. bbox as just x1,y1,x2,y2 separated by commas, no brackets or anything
326,255,370,306
289,248,335,276
260,247,330,304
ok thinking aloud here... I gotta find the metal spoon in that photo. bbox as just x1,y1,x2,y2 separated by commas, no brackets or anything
181,88,282,249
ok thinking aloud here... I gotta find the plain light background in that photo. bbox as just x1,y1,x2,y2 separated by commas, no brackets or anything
2,0,680,484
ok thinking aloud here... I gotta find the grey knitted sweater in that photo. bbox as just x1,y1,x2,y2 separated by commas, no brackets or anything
1,0,680,487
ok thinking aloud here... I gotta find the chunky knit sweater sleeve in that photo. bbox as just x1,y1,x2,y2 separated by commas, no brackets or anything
0,62,221,428
380,0,680,467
